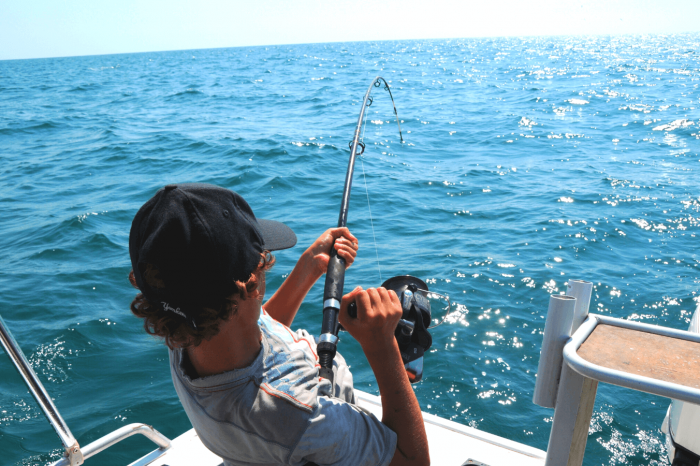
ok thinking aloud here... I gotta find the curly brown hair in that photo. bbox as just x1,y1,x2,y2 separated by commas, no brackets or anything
129,251,275,349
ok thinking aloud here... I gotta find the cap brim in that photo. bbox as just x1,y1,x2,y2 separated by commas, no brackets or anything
257,219,297,251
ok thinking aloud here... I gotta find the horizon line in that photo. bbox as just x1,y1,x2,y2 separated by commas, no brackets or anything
2,30,699,63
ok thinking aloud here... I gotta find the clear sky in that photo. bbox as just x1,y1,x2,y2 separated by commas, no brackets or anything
1,0,699,61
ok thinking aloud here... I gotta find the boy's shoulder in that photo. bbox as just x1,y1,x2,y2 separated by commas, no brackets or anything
257,310,327,412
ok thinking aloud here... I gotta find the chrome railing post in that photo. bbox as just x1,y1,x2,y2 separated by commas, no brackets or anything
0,313,84,465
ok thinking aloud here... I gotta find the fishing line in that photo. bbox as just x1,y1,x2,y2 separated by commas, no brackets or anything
358,95,382,283
359,155,382,283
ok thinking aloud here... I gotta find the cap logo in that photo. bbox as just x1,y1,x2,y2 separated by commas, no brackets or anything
162,302,196,328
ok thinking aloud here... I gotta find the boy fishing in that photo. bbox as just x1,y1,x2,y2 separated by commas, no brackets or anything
128,183,429,466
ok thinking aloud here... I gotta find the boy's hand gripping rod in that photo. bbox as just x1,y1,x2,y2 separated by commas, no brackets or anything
317,76,403,384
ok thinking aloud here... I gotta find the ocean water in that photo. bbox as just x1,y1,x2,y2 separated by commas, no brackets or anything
1,34,699,465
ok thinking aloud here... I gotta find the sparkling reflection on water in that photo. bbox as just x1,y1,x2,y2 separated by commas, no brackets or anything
1,34,699,465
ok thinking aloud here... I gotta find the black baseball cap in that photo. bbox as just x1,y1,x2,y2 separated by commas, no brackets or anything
129,183,296,318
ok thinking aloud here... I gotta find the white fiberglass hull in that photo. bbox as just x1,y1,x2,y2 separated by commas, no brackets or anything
128,390,545,466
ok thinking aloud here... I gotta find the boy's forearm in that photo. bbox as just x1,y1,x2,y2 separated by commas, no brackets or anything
365,340,430,465
263,251,321,327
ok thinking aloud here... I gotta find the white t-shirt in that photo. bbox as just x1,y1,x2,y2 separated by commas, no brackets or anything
169,310,397,466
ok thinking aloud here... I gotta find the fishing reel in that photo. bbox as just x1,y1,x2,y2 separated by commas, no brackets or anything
346,275,440,383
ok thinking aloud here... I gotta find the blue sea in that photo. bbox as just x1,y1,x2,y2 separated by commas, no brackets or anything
1,34,699,465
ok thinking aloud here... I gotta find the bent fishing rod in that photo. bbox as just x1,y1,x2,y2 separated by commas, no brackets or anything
317,76,403,383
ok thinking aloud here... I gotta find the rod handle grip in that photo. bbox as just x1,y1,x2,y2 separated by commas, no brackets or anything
323,246,346,303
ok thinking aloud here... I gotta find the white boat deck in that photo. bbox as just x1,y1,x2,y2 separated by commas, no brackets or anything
128,390,545,466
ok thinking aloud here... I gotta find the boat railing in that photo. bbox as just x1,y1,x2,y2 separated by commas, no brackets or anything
48,423,171,466
533,280,700,466
0,313,171,466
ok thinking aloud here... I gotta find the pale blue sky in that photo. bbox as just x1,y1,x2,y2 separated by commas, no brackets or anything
1,0,699,60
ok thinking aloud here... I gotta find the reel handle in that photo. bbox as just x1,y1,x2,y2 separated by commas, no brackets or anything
347,301,358,319
345,301,414,336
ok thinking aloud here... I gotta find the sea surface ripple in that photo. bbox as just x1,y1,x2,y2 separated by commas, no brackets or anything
1,34,699,465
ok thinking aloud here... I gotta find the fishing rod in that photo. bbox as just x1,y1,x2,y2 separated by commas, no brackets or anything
317,77,455,386
316,76,403,383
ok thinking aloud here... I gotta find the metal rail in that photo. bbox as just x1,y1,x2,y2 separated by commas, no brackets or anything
1,312,171,465
49,423,171,466
537,281,700,466
563,313,700,405
0,313,83,464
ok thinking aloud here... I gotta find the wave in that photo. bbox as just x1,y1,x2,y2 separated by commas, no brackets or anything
168,88,205,98
0,121,61,135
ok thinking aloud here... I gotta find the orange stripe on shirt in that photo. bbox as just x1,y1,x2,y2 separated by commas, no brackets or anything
259,382,314,410
281,325,319,360
262,308,319,360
